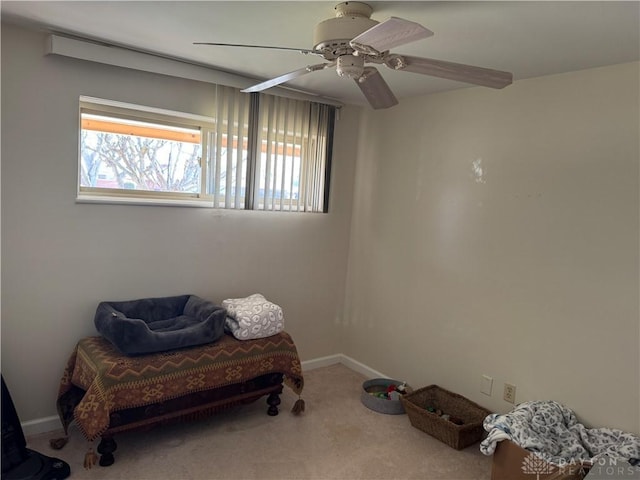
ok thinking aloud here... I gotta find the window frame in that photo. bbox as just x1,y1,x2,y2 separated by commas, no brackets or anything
78,96,215,207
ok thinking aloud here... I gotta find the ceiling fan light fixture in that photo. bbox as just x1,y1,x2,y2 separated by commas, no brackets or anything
336,54,365,79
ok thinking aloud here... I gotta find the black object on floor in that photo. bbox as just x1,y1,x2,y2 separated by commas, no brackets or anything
1,376,70,480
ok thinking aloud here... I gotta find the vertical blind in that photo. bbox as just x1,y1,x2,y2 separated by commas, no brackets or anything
210,85,334,213
210,85,250,209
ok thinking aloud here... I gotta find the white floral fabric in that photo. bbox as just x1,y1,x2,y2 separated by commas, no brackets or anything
222,294,285,340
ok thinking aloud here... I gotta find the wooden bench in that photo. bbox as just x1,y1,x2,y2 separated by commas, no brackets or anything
56,332,304,466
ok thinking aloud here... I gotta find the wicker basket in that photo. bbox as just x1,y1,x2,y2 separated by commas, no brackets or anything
400,384,491,450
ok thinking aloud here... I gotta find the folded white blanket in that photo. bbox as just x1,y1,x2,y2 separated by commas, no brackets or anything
222,294,284,340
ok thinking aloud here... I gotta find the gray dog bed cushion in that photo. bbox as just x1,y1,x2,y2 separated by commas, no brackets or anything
94,294,227,356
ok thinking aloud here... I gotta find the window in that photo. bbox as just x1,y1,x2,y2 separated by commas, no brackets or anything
78,90,334,212
80,112,205,197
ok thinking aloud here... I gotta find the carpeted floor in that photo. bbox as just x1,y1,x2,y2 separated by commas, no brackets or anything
27,363,493,479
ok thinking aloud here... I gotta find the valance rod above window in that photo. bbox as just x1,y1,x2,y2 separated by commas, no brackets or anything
45,34,343,108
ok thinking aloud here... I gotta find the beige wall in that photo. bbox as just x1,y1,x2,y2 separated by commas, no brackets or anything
342,62,639,434
0,24,358,422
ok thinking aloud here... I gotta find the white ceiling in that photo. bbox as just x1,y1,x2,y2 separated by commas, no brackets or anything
2,1,639,107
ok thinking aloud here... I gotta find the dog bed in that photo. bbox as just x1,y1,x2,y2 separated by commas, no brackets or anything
94,295,226,355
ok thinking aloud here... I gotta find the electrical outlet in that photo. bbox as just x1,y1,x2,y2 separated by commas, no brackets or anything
503,383,516,404
481,375,493,396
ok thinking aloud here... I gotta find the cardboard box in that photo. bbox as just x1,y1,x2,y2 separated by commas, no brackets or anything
491,440,591,480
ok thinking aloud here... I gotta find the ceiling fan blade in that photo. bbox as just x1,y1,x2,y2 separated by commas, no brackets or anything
387,55,513,89
194,42,320,56
355,67,398,110
350,17,433,55
241,62,334,93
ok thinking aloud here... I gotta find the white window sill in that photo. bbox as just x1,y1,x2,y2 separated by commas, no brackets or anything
76,195,213,208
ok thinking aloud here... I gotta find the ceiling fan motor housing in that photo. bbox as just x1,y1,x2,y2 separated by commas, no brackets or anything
313,2,378,59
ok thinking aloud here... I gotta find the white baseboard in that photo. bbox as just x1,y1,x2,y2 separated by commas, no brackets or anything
300,353,343,371
24,354,385,437
301,353,389,379
22,415,63,438
337,354,389,379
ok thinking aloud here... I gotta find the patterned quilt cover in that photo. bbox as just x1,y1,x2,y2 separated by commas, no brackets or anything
480,401,640,466
57,331,304,441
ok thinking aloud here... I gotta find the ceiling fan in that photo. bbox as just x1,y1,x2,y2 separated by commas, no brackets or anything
195,2,513,109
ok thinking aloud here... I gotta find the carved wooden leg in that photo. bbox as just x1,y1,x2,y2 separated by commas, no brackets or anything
266,392,281,416
97,436,117,467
